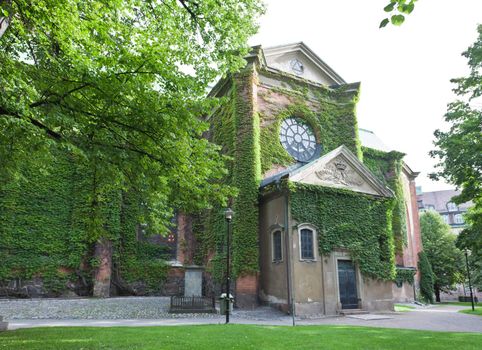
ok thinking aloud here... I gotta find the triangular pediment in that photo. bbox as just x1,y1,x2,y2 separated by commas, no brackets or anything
262,42,346,86
289,146,393,197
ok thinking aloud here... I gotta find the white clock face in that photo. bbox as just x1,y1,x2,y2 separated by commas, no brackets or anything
290,59,304,75
279,118,317,162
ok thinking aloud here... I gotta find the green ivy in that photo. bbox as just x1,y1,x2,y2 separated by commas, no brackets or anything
362,147,408,254
395,268,416,286
0,150,168,295
0,151,84,292
290,182,396,280
231,68,261,277
258,74,361,174
201,67,390,281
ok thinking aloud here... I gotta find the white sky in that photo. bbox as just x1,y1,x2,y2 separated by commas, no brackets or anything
250,0,481,192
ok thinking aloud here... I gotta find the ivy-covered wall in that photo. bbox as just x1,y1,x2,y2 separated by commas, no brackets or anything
201,62,368,281
361,146,408,254
0,152,86,293
201,67,261,280
258,71,361,175
0,151,168,296
290,183,396,280
195,55,412,288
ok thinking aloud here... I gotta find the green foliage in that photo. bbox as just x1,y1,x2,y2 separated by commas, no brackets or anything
380,0,417,28
0,0,264,235
290,183,395,280
0,152,86,292
430,25,482,286
362,147,407,254
200,69,261,279
418,251,435,304
231,70,261,277
457,205,482,289
395,268,416,286
420,211,465,297
117,190,170,293
205,68,361,279
0,152,169,294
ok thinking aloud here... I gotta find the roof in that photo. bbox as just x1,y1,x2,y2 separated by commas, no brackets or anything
261,145,393,198
358,128,392,152
262,42,346,85
417,190,473,212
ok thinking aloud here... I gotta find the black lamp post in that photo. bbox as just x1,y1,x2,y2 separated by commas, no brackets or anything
224,208,234,324
464,248,475,311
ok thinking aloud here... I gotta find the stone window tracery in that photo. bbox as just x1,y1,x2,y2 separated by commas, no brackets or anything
279,117,317,162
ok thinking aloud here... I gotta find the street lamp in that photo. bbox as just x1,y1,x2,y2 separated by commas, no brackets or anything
464,248,475,311
224,208,234,324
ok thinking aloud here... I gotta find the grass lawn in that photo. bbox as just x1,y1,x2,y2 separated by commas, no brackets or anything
394,304,415,312
1,325,481,350
459,307,482,317
437,302,480,307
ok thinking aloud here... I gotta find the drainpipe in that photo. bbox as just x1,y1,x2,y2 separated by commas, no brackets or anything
283,186,296,326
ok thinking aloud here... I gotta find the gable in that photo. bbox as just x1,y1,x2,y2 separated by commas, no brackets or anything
289,146,393,197
262,42,346,86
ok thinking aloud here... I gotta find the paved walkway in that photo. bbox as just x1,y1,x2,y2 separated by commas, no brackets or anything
3,303,481,333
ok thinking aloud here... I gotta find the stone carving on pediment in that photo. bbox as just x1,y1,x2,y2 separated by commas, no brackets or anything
315,160,364,187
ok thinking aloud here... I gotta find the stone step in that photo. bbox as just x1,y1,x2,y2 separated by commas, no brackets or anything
340,309,369,315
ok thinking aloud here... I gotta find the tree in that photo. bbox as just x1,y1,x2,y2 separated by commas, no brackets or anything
418,251,434,303
380,0,418,28
0,0,264,296
430,25,482,280
420,211,465,302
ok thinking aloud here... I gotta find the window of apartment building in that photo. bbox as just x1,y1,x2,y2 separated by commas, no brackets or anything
454,214,464,224
442,214,450,224
447,202,458,212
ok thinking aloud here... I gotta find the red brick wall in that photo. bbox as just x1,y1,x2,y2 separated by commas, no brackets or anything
235,274,258,308
409,179,423,281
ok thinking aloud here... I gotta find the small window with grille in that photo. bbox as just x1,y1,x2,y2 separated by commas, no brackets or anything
272,230,283,262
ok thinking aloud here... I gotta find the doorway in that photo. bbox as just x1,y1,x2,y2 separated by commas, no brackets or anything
338,260,358,309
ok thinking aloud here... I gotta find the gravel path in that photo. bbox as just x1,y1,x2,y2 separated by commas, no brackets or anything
0,297,286,321
0,297,178,320
1,298,481,333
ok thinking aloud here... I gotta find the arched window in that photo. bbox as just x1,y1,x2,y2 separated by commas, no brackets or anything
298,226,316,261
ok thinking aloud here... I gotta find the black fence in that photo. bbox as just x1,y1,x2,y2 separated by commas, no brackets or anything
169,296,216,314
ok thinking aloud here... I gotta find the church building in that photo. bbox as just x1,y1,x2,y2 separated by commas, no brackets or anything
171,42,422,316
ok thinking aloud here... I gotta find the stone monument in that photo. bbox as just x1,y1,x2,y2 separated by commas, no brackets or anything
184,265,204,297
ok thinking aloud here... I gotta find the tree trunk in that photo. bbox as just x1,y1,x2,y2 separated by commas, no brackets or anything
0,1,11,39
93,238,113,297
434,285,441,303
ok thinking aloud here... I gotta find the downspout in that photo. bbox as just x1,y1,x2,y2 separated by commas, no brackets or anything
283,187,296,326
321,254,326,316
